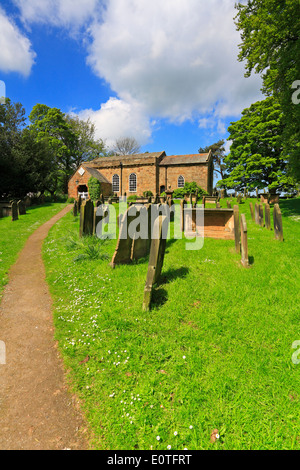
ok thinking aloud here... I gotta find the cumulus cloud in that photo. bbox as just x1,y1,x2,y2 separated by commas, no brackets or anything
74,97,153,150
11,0,263,142
0,6,35,76
13,0,100,29
86,0,263,123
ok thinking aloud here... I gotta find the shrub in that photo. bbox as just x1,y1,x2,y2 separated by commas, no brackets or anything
173,182,208,199
143,190,153,197
88,177,101,201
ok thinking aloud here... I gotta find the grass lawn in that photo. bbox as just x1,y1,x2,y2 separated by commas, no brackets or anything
0,202,68,298
42,197,300,450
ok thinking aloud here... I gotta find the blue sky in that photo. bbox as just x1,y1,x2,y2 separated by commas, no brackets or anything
0,0,263,164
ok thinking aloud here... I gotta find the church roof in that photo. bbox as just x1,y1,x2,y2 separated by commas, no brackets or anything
84,166,110,184
159,152,211,166
92,152,166,167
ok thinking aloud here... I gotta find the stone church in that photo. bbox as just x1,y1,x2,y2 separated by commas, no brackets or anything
68,150,213,199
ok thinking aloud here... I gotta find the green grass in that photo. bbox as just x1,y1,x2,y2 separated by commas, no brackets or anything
0,202,68,297
42,197,300,450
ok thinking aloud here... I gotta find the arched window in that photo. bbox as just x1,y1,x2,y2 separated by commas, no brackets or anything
112,174,120,192
178,175,185,188
129,173,137,192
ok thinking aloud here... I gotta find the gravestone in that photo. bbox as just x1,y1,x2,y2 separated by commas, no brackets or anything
131,205,152,260
264,203,271,230
79,199,94,237
237,194,242,204
240,213,249,267
273,203,283,241
233,205,240,253
142,215,168,312
73,199,78,216
259,204,264,227
180,199,186,232
11,201,18,221
17,200,26,215
249,202,255,221
216,201,221,209
93,204,109,236
227,200,232,209
78,195,82,212
255,203,259,225
110,205,151,267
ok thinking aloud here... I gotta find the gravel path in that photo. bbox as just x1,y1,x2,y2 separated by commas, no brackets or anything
0,205,89,450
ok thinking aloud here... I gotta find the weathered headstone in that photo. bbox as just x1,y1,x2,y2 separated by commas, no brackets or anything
131,205,152,260
264,203,271,230
180,199,187,232
255,203,259,225
79,199,94,237
240,213,249,267
216,201,221,209
233,205,240,253
11,201,18,221
73,199,78,216
17,200,26,215
273,203,283,241
227,200,232,209
93,204,109,236
237,194,242,204
259,203,264,227
249,202,255,221
142,215,168,312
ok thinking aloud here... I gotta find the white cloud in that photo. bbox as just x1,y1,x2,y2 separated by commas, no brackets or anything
86,0,263,124
11,0,264,143
0,6,35,76
73,97,153,150
14,0,100,29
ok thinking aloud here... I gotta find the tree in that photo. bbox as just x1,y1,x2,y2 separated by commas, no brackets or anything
28,104,77,194
234,0,300,181
199,140,226,180
113,137,141,155
0,99,57,198
65,115,108,166
221,97,294,194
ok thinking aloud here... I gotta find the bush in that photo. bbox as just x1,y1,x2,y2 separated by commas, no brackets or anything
173,182,208,199
127,195,137,202
143,190,153,197
88,177,101,201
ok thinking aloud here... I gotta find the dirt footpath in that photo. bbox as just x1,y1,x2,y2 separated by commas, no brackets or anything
0,205,89,450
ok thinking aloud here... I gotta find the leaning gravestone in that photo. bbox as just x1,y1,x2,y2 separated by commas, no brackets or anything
142,215,168,312
233,205,240,253
273,203,283,241
11,201,18,221
110,205,151,267
264,203,271,230
240,213,249,267
79,199,94,237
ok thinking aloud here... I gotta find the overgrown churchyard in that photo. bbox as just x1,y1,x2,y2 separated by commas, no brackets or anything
40,191,300,450
0,0,299,453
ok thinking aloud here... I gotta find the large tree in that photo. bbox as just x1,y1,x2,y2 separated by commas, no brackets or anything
199,140,226,180
221,97,294,194
28,104,77,194
65,115,107,166
113,137,141,155
234,0,300,181
0,99,55,198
